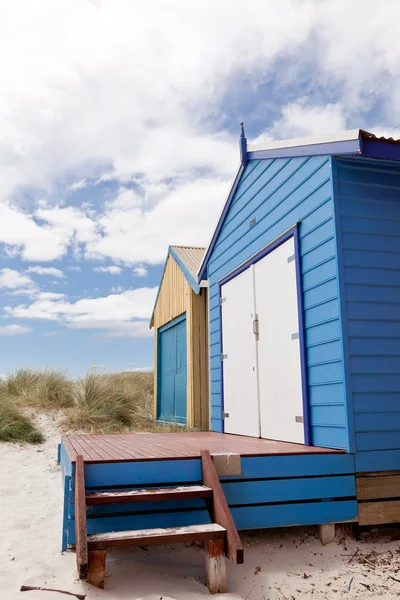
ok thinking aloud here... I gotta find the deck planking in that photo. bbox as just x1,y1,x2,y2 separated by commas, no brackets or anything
62,431,343,464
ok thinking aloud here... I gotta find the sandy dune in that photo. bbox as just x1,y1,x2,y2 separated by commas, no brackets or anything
1,413,399,599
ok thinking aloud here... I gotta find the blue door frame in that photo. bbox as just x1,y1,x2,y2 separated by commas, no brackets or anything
157,313,187,424
218,225,311,445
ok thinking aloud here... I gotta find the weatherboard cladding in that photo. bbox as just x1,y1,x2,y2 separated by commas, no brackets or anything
207,155,350,450
334,157,400,472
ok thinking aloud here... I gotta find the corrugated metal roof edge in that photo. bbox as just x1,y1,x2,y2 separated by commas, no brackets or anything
247,129,400,154
149,245,205,329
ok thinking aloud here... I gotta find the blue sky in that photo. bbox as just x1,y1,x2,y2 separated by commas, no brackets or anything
0,0,399,376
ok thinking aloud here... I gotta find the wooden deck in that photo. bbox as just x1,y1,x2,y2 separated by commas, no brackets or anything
62,431,343,463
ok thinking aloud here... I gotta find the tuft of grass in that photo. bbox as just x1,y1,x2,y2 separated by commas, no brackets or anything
10,369,73,410
5,368,41,397
61,369,139,433
0,393,44,443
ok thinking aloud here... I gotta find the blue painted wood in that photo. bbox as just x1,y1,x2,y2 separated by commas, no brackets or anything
66,498,358,546
206,156,348,448
355,449,400,472
60,442,72,478
221,453,355,479
61,450,357,548
231,500,358,529
222,475,355,505
157,315,187,424
83,459,202,489
335,157,400,471
353,393,400,414
62,475,71,552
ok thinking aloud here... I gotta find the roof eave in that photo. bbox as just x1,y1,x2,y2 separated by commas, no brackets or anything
149,245,203,329
247,137,362,161
197,162,244,281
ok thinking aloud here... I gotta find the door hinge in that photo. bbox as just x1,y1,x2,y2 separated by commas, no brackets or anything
253,315,259,339
295,416,304,423
222,411,230,419
221,353,228,361
220,297,226,305
287,253,295,264
291,332,299,340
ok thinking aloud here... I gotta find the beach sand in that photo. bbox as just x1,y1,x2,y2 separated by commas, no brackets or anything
1,413,399,599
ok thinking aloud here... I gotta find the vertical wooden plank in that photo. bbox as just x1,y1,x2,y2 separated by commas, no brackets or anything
317,523,335,545
201,450,244,564
153,255,186,330
199,290,209,431
62,475,71,552
75,455,88,579
153,328,158,420
186,289,194,428
192,291,201,428
87,550,106,589
205,539,227,594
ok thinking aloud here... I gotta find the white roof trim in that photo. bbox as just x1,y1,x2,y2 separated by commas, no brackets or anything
248,129,361,153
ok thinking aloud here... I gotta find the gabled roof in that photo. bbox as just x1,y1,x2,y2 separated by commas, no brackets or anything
197,127,400,280
150,245,206,328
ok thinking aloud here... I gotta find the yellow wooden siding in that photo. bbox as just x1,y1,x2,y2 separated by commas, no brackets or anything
191,290,209,430
152,255,208,429
152,255,189,329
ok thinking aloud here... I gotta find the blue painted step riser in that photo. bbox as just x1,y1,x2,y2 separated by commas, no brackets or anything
65,500,358,547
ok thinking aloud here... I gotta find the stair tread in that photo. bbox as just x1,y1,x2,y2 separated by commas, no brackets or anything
87,523,226,549
86,485,212,505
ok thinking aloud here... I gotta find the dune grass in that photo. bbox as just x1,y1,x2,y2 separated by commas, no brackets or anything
5,367,73,409
0,367,189,440
0,393,44,443
61,369,139,433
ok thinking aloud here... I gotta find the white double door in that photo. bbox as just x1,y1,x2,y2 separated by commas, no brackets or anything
220,237,305,444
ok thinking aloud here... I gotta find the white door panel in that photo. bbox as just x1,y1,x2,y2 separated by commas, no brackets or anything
221,268,259,437
254,237,304,443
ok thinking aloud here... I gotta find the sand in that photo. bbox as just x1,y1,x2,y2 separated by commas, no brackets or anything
1,413,399,600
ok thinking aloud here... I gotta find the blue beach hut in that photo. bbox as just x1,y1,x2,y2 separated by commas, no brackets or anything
198,126,400,526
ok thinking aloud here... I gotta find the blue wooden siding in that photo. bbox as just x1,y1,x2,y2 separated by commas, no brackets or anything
207,156,350,450
60,444,357,548
334,157,400,472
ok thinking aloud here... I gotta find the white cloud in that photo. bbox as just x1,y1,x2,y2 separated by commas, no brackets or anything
110,285,124,293
67,266,82,272
42,330,61,337
93,265,122,274
5,287,157,338
0,324,32,336
254,102,347,145
133,267,148,277
26,266,64,278
0,268,35,290
68,179,88,190
0,0,398,269
85,178,230,264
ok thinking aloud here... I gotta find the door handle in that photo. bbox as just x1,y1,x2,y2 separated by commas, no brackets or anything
253,315,259,339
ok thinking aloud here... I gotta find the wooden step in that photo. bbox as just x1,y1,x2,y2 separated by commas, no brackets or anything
87,523,226,550
86,484,213,505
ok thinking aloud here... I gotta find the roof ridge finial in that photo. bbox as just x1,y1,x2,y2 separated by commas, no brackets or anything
239,121,248,166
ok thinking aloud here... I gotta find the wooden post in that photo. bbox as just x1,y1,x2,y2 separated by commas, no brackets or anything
87,550,106,589
75,455,88,579
317,523,335,546
201,450,244,564
205,539,227,594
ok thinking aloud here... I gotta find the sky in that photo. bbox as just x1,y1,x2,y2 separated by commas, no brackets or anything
0,0,399,376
